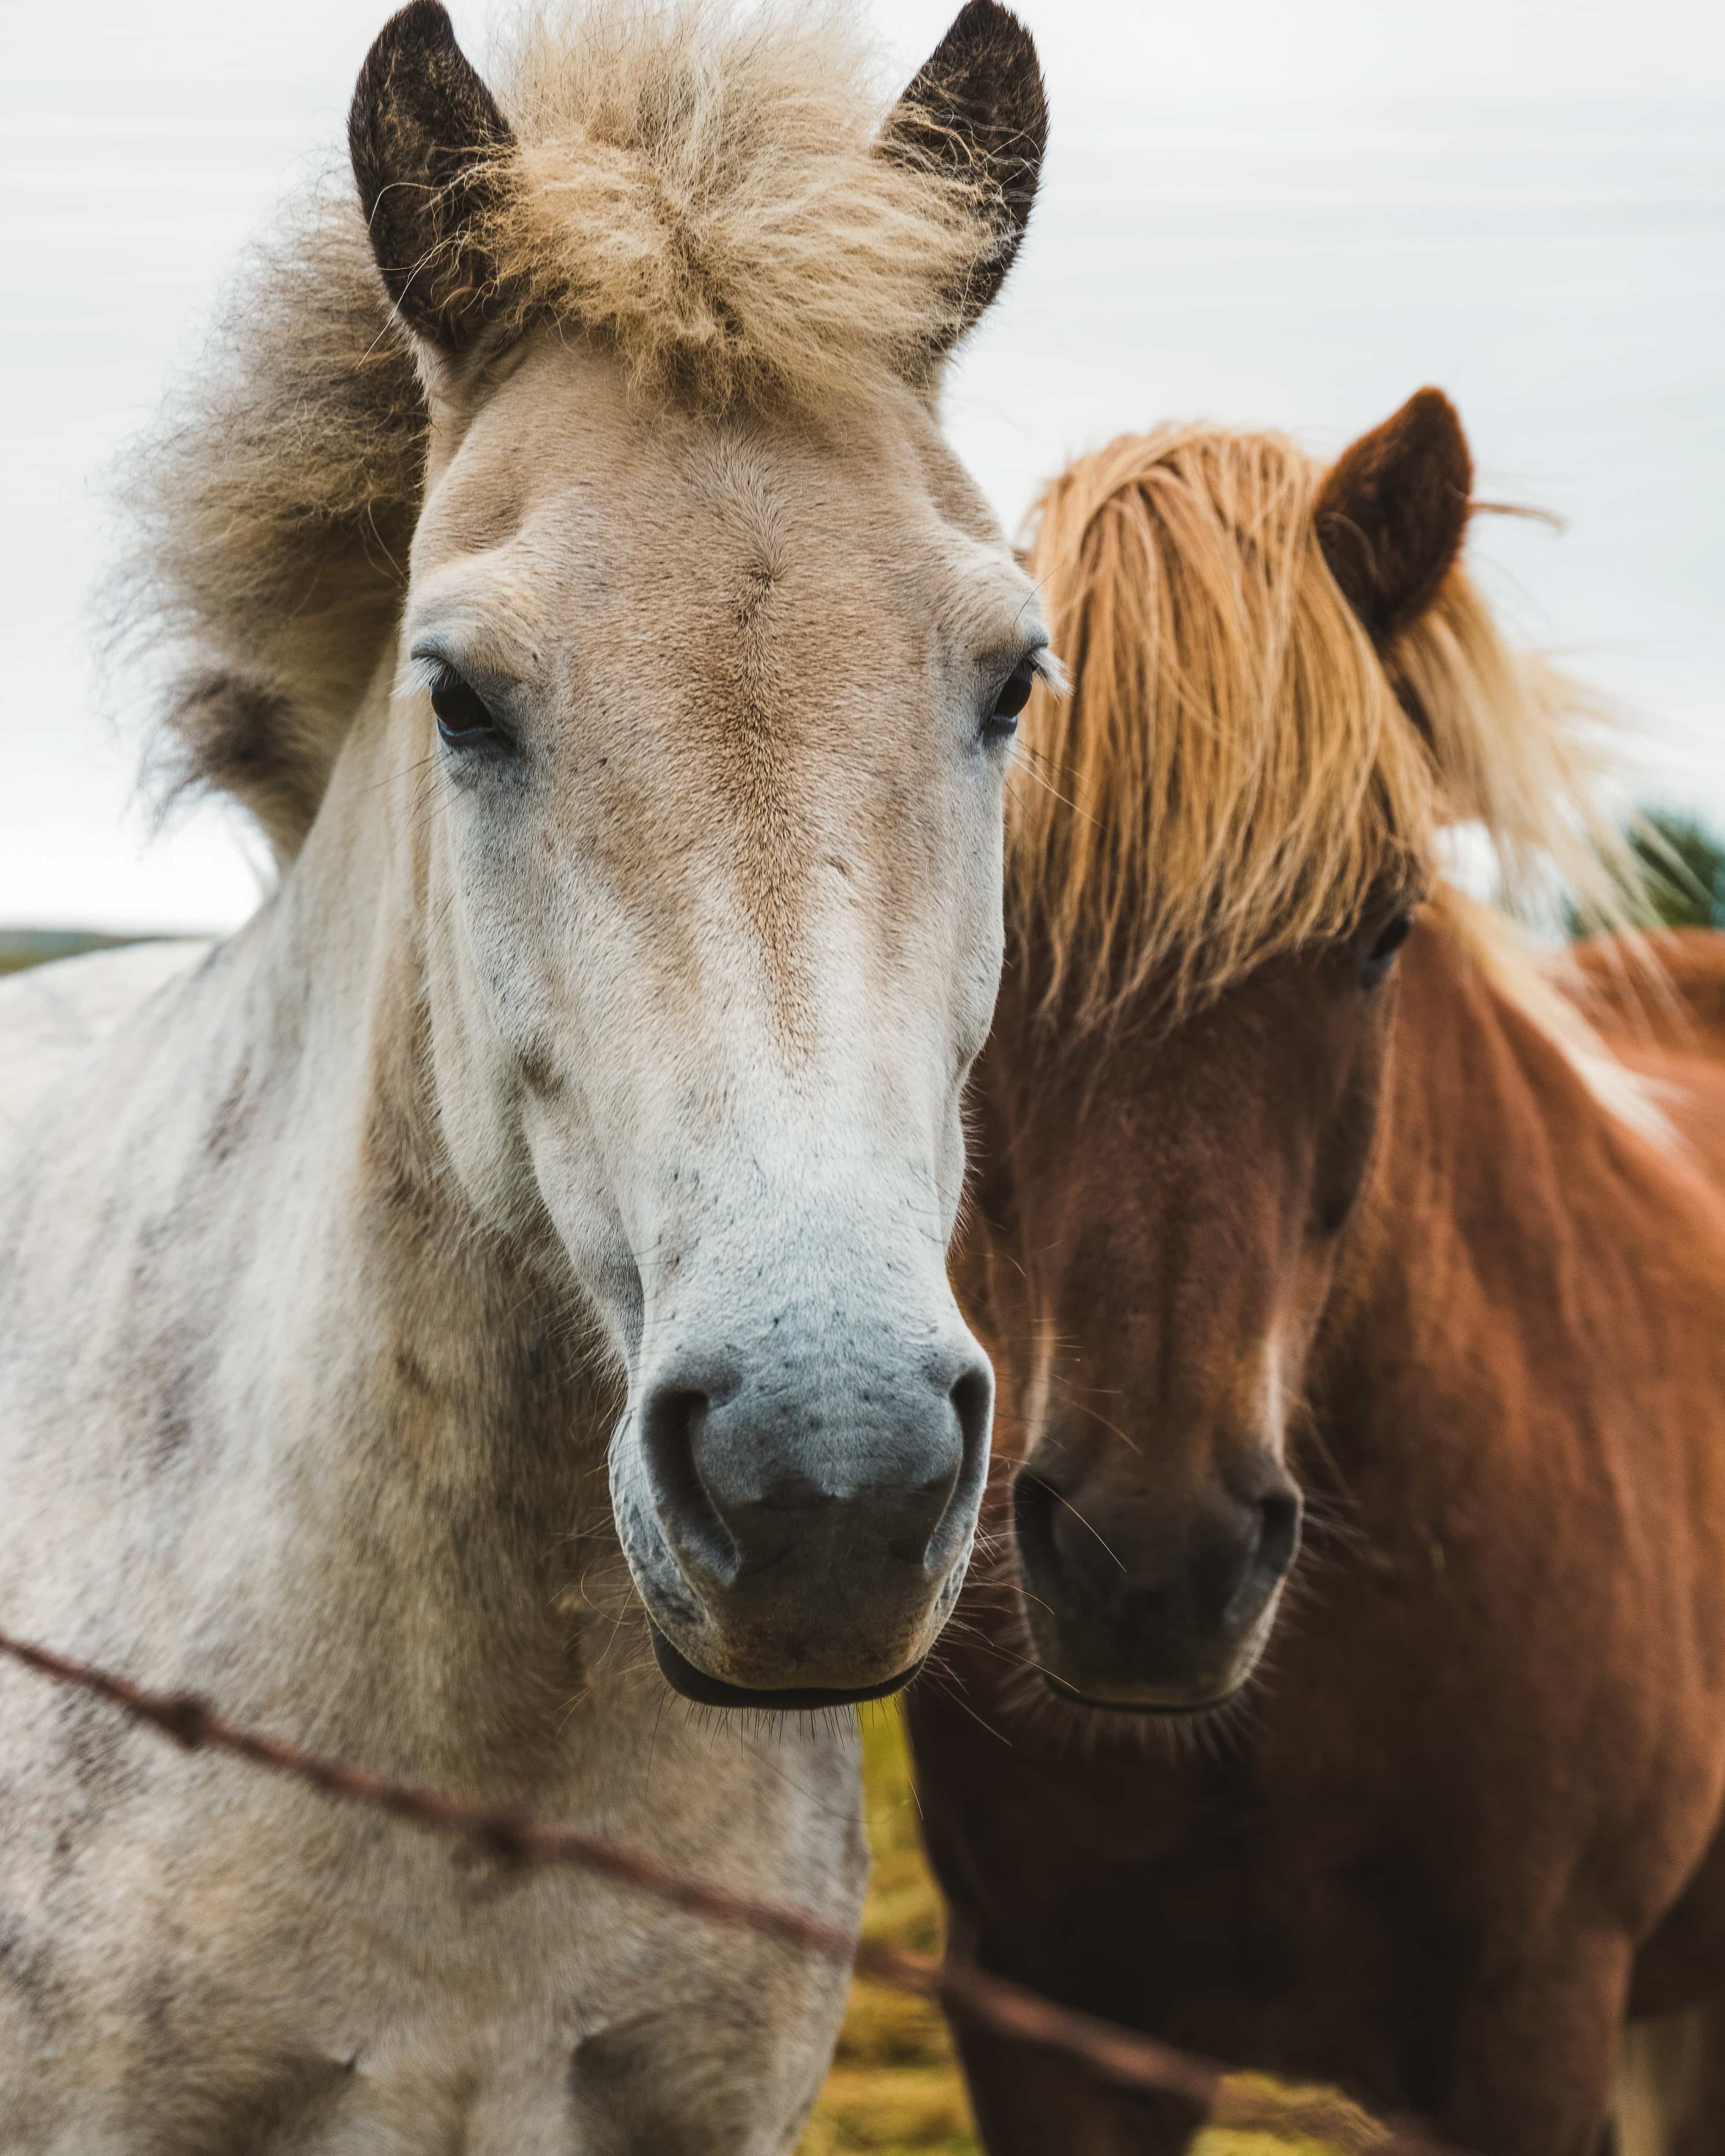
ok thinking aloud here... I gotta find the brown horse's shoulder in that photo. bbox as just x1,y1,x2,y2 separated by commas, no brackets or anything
1397,919,1725,1210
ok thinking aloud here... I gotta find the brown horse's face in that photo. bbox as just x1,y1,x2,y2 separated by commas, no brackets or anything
974,903,1414,1710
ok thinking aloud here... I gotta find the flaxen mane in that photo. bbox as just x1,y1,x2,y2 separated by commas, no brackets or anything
109,0,1015,861
1008,424,1641,1035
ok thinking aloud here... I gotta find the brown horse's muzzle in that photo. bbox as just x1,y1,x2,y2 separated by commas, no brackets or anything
1012,1455,1301,1711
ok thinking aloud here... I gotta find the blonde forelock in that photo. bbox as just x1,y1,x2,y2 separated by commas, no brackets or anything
1008,425,1640,1034
107,0,1008,859
480,0,995,411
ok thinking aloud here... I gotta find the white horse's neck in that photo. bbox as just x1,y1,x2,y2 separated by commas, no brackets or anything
4,671,621,1795
0,688,863,2156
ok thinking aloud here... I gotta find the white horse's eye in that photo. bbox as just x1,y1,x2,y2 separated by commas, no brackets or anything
984,655,1038,742
429,664,506,748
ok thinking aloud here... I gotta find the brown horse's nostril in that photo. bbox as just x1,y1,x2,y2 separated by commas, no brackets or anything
1009,1467,1063,1599
1247,1482,1302,1598
1209,1474,1302,1636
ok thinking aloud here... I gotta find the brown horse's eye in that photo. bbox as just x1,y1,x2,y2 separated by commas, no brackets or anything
1362,912,1413,985
429,663,505,747
983,655,1039,741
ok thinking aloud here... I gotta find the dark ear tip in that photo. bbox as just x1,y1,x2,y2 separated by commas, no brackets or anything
1317,386,1475,643
880,0,1047,363
958,0,1040,39
350,1,460,146
1405,385,1459,422
1402,385,1469,460
379,0,457,43
935,0,1046,93
1324,384,1473,500
947,0,1028,33
353,0,457,98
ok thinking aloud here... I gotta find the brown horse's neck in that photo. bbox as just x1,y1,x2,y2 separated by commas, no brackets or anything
1309,916,1675,1478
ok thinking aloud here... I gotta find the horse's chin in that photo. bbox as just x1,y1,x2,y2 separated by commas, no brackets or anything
1022,1605,1271,1718
648,1624,923,1711
1015,1560,1286,1719
1035,1662,1252,1717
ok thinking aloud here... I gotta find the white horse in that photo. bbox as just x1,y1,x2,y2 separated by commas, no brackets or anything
0,0,1050,2144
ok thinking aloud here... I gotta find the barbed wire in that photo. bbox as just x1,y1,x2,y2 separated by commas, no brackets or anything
0,1624,1457,2156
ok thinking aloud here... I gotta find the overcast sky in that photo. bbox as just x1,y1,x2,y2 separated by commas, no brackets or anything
15,0,1725,99
6,0,1723,930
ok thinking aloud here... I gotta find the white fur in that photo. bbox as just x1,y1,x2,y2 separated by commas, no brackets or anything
0,334,1042,2153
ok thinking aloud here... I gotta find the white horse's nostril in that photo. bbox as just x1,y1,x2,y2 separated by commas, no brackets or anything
637,1380,737,1585
923,1354,994,1574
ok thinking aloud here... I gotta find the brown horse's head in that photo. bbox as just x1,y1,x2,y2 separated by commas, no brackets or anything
972,390,1617,1712
976,909,1409,1712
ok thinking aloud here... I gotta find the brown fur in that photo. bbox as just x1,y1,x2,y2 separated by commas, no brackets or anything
907,402,1725,2156
1313,385,1473,644
106,0,1042,863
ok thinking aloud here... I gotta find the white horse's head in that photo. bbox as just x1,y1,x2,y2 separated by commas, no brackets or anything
349,0,1049,1705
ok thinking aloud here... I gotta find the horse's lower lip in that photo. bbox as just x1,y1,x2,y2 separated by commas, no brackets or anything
1044,1681,1229,1715
649,1624,924,1711
1037,1657,1249,1716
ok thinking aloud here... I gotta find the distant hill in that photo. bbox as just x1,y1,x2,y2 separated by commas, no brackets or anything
0,929,153,976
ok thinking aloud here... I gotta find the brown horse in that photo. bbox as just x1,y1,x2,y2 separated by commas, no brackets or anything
906,394,1725,2156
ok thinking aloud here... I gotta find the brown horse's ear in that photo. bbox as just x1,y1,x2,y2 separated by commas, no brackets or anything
349,1,515,354
881,0,1048,355
1314,389,1473,645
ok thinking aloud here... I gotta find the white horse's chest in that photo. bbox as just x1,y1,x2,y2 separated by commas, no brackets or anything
0,948,866,2154
1,1669,862,2154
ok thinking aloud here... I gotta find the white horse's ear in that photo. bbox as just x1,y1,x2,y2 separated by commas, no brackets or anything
348,0,515,354
880,0,1048,357
1315,388,1474,645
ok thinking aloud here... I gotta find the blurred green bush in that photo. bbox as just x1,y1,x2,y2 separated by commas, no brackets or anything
1626,809,1725,930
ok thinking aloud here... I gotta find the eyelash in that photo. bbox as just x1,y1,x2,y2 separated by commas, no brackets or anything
984,651,1045,743
420,661,508,748
1361,912,1414,985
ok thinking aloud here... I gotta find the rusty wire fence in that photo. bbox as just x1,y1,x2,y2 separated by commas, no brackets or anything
0,1625,1461,2156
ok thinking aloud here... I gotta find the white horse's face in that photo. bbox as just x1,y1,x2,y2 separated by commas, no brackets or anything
402,342,1048,1703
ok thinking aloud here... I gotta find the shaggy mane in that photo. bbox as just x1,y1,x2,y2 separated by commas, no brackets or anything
108,0,1006,859
1007,424,1644,1041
